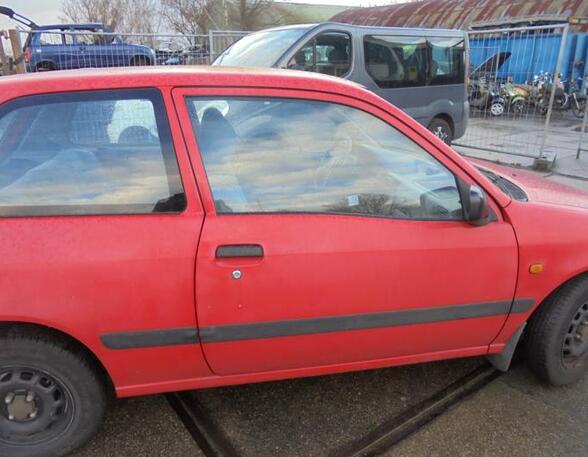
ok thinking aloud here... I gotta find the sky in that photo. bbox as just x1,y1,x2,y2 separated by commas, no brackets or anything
0,0,407,30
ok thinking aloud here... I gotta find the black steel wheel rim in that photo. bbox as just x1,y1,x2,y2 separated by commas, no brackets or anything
0,366,74,446
562,302,588,368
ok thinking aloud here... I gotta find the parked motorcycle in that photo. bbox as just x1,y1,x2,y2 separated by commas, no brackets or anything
536,73,569,115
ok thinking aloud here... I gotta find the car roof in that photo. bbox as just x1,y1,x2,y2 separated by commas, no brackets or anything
0,66,372,104
34,23,110,31
258,21,465,37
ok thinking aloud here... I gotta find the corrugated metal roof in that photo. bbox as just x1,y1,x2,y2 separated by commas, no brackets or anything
331,0,588,30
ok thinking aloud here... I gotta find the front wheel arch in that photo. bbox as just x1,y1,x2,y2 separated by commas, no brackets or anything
428,115,454,144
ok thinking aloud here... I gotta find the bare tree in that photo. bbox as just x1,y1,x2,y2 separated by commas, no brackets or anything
159,0,225,35
230,0,271,31
60,0,159,33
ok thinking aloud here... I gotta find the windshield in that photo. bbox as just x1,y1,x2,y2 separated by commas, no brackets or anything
214,28,309,67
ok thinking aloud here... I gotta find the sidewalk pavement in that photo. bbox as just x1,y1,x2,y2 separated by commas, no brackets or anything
454,113,588,180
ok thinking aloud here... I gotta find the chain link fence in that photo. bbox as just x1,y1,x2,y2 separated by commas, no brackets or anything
454,24,577,163
11,29,248,72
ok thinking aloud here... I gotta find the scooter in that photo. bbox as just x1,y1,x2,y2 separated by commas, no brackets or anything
469,79,506,116
501,82,528,115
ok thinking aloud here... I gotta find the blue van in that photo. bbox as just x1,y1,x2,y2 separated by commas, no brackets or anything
24,24,155,72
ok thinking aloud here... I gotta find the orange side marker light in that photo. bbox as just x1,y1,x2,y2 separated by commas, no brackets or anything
529,264,544,274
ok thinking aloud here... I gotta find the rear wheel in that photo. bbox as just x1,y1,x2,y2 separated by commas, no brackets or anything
34,62,56,72
427,117,453,145
510,99,525,115
0,335,106,457
130,56,150,66
526,276,588,385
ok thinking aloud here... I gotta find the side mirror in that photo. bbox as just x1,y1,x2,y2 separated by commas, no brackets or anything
458,179,490,226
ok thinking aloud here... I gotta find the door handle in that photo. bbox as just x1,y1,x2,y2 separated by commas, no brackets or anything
215,244,264,259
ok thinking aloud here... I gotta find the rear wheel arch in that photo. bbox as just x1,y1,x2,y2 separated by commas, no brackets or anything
34,61,57,71
0,321,114,396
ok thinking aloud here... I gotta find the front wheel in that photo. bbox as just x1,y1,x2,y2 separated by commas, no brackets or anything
0,334,107,457
427,117,453,145
525,276,588,385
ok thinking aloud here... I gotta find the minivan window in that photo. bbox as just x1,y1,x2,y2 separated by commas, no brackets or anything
0,89,185,216
214,28,309,67
364,35,428,88
429,37,465,85
187,97,462,220
364,35,465,88
287,32,351,77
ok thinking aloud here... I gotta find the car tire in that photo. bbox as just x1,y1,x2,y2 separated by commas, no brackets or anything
0,334,107,457
525,275,588,385
428,117,453,145
130,56,150,66
34,62,56,72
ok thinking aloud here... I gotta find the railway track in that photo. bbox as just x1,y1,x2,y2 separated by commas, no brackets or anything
167,364,501,457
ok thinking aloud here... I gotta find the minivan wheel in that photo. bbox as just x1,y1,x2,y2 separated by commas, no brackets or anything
0,335,106,457
526,276,588,385
428,118,453,144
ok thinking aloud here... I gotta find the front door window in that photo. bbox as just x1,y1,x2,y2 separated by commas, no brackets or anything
186,97,462,220
287,32,351,77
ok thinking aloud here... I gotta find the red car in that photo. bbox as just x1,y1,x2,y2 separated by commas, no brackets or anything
1,68,588,457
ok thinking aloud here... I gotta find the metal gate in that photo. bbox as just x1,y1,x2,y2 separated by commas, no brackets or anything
455,23,573,165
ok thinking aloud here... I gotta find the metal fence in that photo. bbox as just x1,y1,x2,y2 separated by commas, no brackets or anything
13,29,248,72
454,23,579,164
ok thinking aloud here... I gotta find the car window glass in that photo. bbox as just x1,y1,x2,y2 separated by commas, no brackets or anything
75,33,99,46
0,111,15,140
38,32,67,45
187,97,462,220
288,32,351,77
364,35,427,88
0,90,185,216
429,37,465,85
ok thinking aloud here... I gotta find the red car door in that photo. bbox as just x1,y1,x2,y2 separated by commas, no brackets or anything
174,87,519,376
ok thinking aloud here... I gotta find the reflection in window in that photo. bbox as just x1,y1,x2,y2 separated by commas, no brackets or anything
214,28,308,67
288,32,351,77
189,97,463,220
0,90,185,216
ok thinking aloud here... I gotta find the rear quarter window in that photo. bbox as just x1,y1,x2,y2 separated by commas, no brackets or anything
0,89,185,217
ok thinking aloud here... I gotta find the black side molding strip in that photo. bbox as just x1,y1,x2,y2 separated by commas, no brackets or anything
101,327,198,350
199,298,535,344
101,298,535,349
216,244,264,259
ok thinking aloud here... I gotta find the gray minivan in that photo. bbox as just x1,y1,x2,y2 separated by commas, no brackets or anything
213,22,468,143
